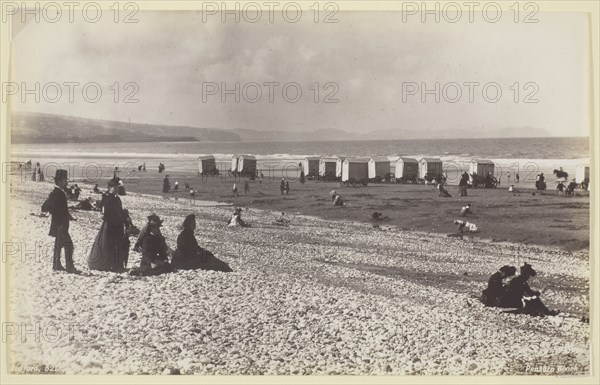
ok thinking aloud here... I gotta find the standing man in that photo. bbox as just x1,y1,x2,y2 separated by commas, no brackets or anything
41,169,81,273
280,178,285,195
244,179,250,194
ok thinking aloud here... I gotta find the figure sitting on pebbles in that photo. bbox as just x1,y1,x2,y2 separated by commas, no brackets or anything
228,207,250,227
453,219,478,233
130,214,174,276
459,203,472,217
480,263,559,317
172,214,232,272
480,265,516,307
273,212,289,226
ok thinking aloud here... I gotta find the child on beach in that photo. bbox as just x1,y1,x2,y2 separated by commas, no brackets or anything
460,203,472,217
454,219,478,233
233,183,239,197
557,182,565,196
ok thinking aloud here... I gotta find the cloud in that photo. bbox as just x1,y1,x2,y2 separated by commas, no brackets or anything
10,11,589,137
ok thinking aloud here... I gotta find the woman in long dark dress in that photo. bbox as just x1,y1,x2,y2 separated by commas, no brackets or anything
172,214,232,272
88,181,129,272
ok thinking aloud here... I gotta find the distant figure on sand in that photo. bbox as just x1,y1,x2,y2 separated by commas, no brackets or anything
244,179,250,194
280,178,285,195
438,183,451,197
458,172,469,197
93,184,101,194
189,187,196,205
454,219,478,233
130,214,173,276
228,207,248,227
565,179,578,196
330,189,337,201
284,180,290,195
41,169,80,274
88,180,129,272
174,181,179,191
171,214,233,272
480,265,517,307
334,194,344,206
163,175,171,193
557,182,565,196
232,183,239,197
300,170,305,184
460,203,472,217
516,173,520,183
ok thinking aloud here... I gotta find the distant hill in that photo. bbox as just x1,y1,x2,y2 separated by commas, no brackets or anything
231,128,353,142
11,112,241,143
11,111,554,144
368,126,553,140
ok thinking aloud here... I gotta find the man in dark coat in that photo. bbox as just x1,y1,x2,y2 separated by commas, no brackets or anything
41,169,80,273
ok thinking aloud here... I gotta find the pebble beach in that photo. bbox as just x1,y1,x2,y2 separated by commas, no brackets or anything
5,180,590,376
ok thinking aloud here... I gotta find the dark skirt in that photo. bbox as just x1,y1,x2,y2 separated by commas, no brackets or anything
171,248,232,272
88,221,129,272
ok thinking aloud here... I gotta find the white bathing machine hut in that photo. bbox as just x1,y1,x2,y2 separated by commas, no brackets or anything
419,157,443,179
576,164,589,183
231,155,240,173
198,155,217,175
335,156,346,178
319,157,338,178
394,157,419,182
469,159,495,178
341,157,369,182
237,155,257,175
368,156,392,179
303,156,321,178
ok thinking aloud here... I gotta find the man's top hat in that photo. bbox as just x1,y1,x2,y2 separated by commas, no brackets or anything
55,169,68,181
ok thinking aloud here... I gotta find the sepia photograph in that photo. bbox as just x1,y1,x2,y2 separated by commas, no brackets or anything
0,1,598,383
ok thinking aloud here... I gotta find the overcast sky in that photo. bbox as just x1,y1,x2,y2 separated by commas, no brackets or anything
10,10,590,137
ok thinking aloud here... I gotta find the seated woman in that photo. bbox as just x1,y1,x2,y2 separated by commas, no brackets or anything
333,194,344,206
172,214,232,272
130,214,173,276
499,263,559,316
227,208,248,227
480,265,516,307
